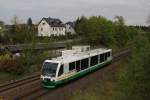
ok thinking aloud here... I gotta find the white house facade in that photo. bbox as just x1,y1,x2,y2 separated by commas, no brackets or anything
65,22,76,34
38,17,66,37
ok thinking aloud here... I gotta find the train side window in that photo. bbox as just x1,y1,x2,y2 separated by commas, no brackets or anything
100,54,104,63
107,52,110,57
81,58,89,70
91,55,98,66
105,53,107,60
58,65,63,76
69,62,75,71
76,60,80,72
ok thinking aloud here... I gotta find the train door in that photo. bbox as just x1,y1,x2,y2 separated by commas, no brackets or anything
64,63,69,73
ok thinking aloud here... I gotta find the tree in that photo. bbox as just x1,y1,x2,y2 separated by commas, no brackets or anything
146,15,150,41
11,15,20,25
0,21,4,26
147,15,150,25
74,16,115,45
27,17,33,26
113,36,150,100
114,16,130,47
74,16,87,35
114,16,125,25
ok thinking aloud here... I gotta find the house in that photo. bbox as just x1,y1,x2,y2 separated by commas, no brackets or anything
38,17,66,37
65,22,76,34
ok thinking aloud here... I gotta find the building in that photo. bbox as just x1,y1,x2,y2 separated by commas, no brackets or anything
38,17,66,37
65,22,76,35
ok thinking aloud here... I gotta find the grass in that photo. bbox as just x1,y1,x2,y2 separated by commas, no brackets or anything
70,59,128,100
0,72,21,84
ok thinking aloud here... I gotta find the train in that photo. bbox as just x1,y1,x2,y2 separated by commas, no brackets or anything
40,46,112,88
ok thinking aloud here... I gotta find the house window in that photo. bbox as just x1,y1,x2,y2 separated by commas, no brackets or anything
55,28,56,31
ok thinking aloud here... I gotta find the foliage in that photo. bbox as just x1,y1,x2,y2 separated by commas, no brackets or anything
113,35,150,100
114,16,125,25
146,32,150,41
27,17,33,26
70,35,150,100
75,16,114,45
75,16,137,47
0,48,55,75
0,58,25,75
11,24,37,44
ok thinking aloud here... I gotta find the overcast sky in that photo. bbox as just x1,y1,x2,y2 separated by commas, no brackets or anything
0,0,150,25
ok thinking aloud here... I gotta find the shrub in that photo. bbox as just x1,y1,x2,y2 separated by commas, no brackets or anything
0,58,25,75
112,36,150,100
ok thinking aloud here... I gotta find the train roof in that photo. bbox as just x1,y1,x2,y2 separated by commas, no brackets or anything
45,47,112,64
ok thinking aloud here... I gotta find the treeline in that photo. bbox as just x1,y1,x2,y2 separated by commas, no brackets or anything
0,17,38,44
133,25,149,32
74,16,138,47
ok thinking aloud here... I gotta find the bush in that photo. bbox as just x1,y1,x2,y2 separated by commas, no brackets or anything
113,36,150,100
0,58,25,75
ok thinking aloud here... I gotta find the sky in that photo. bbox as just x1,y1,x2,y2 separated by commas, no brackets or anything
0,0,150,25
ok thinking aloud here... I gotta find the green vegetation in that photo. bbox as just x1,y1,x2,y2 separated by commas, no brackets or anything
70,16,150,100
0,15,150,100
112,35,150,100
0,48,54,73
70,60,127,100
69,19,150,100
0,49,54,83
75,16,137,47
70,35,150,100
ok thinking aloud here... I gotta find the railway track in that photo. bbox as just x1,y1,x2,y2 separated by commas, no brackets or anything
16,48,132,100
0,48,131,100
0,73,40,94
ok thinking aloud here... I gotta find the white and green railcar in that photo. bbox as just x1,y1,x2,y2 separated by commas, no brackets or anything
41,46,112,88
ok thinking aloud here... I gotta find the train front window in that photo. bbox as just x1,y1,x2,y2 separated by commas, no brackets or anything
42,62,58,77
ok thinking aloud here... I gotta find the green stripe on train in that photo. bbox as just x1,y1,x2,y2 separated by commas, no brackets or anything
42,59,112,88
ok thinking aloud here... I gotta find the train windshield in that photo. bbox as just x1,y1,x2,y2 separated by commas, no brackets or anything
42,62,58,77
